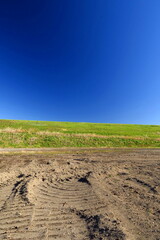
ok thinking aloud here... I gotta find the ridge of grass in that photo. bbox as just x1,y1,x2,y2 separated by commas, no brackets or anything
0,119,160,148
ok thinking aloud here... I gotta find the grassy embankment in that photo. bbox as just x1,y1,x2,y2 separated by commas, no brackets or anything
0,119,160,148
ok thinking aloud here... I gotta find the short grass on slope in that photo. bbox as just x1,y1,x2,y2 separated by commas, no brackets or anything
0,119,160,148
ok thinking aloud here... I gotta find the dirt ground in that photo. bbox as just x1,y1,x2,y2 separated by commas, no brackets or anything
0,148,159,240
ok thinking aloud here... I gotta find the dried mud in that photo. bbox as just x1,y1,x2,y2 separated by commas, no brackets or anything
0,148,159,240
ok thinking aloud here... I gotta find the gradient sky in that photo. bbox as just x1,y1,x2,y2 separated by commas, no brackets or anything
0,0,160,124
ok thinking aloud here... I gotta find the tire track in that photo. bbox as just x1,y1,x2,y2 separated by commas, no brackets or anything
0,172,125,240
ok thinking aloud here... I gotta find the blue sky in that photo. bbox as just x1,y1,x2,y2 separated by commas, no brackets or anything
0,0,160,124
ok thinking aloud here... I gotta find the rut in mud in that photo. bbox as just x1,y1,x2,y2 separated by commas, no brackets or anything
0,149,160,240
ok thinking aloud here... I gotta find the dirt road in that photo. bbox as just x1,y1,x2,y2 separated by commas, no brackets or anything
0,148,159,239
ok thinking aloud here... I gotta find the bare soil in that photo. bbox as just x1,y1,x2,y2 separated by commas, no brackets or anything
0,148,159,240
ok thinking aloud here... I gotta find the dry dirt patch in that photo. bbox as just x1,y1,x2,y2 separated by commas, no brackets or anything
0,149,159,240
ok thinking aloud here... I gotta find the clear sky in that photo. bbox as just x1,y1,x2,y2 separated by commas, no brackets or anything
0,0,160,124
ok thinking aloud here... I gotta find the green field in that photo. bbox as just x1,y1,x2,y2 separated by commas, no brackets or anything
0,119,160,148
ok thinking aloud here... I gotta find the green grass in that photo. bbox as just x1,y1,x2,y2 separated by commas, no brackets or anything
0,119,160,148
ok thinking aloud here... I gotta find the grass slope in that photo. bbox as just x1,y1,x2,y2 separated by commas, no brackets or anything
0,119,160,148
